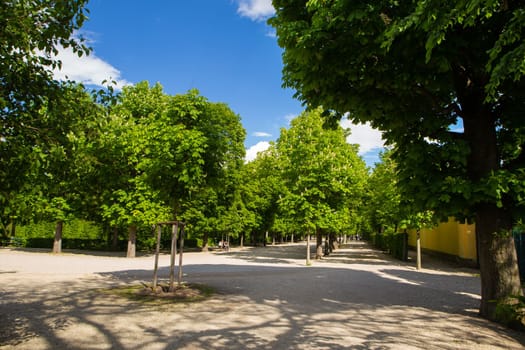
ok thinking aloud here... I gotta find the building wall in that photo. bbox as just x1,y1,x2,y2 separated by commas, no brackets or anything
407,218,477,263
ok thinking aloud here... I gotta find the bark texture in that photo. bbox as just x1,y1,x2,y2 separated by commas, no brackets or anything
52,221,63,254
127,225,137,258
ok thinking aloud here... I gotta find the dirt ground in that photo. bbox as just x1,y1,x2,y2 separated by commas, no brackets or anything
1,241,524,349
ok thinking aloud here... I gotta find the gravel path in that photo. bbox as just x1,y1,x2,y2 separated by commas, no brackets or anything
1,241,524,349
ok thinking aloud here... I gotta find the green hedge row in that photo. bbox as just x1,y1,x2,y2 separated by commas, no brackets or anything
370,232,408,261
15,220,103,239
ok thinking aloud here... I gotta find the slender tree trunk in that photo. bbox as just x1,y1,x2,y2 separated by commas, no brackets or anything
330,233,338,251
53,221,63,254
127,225,137,258
169,223,179,291
315,228,323,259
240,232,244,248
153,225,161,290
416,230,421,270
324,234,330,256
306,233,311,265
178,225,185,285
10,219,16,237
111,226,119,250
201,231,209,252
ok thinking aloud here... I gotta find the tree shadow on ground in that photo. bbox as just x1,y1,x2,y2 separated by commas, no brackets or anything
1,244,524,349
220,241,401,267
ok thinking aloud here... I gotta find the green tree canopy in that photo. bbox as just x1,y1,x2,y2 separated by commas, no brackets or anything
0,0,91,237
270,0,525,320
276,108,368,256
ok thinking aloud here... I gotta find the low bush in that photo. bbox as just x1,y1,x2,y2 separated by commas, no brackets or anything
370,232,408,261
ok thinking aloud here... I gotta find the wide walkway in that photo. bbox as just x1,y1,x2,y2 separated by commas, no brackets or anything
1,241,524,349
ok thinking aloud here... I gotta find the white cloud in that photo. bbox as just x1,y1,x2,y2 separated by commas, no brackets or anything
245,141,270,162
51,46,131,89
340,119,384,155
253,131,272,137
284,113,297,125
236,0,275,21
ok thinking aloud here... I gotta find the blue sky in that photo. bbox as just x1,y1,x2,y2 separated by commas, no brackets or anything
53,0,384,165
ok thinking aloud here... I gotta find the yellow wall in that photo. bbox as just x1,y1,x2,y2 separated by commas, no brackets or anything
407,218,477,262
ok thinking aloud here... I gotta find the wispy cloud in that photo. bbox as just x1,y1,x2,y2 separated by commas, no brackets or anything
340,119,384,155
253,131,272,137
245,141,270,162
236,0,275,21
284,113,297,125
51,46,131,89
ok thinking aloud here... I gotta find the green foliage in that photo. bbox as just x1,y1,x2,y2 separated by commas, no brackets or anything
364,150,402,233
276,108,368,235
1,1,91,227
371,232,408,261
270,0,525,224
271,0,525,317
94,81,245,246
16,219,102,239
493,296,525,331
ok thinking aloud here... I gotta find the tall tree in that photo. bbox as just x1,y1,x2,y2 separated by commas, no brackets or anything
0,0,89,197
97,82,245,255
276,108,367,258
270,0,525,320
366,151,402,234
0,0,90,236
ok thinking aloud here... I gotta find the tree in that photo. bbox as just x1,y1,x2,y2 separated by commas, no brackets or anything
97,82,174,257
171,94,246,250
97,82,245,255
366,151,402,234
0,1,90,239
244,144,287,245
276,108,367,259
270,0,525,320
0,0,90,198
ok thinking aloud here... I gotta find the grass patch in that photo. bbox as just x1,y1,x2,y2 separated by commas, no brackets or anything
104,283,214,305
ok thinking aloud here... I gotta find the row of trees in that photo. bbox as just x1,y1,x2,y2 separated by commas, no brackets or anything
240,108,369,258
1,80,247,257
5,0,524,325
0,0,398,257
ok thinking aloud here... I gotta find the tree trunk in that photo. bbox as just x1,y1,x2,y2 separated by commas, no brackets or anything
169,223,179,291
52,221,63,254
330,233,338,251
306,233,311,265
201,231,209,252
10,219,16,237
153,225,161,289
240,232,244,248
111,226,119,250
315,228,323,259
455,72,524,319
178,225,185,286
416,230,422,270
476,203,522,319
127,225,137,258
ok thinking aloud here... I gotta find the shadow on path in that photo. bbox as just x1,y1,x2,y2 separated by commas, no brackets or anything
1,241,524,349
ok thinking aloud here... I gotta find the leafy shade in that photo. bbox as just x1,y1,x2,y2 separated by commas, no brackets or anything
270,0,525,321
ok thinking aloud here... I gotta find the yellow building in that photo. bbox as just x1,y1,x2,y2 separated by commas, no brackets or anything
407,218,477,265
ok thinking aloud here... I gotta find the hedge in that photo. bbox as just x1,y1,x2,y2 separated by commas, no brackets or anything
370,232,408,261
